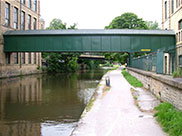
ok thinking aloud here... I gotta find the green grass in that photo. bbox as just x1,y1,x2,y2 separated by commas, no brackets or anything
154,103,182,136
172,67,182,78
122,70,143,88
86,97,96,112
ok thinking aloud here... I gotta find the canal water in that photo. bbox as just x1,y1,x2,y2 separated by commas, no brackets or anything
0,70,107,136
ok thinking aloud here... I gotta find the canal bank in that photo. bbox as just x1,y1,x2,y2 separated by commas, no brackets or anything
71,68,165,136
0,70,107,136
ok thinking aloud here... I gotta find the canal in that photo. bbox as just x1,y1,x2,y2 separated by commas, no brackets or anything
0,70,107,136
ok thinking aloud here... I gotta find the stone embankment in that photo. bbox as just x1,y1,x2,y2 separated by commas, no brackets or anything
127,67,182,110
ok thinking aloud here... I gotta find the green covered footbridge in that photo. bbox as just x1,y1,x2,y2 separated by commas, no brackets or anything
3,29,176,74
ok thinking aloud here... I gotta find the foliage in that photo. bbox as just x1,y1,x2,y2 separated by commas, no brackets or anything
154,102,182,136
104,53,128,64
43,18,78,73
105,12,148,29
79,59,103,69
46,18,77,30
105,13,160,60
100,61,113,67
45,53,79,73
122,70,143,87
105,12,151,62
172,67,182,78
146,21,160,30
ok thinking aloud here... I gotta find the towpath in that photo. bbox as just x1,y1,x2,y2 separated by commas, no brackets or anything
71,68,165,136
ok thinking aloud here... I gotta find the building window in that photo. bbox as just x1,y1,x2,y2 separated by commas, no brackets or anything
29,53,31,64
28,15,31,30
21,11,25,30
22,53,25,64
172,0,174,13
6,53,11,64
165,1,167,20
179,32,181,42
33,0,37,12
34,53,36,64
14,7,18,29
179,20,182,30
14,53,19,64
5,2,10,26
21,0,25,4
179,55,182,66
176,0,181,8
28,0,31,8
33,18,37,30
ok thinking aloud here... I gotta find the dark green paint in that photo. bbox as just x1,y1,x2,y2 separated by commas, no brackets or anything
3,30,176,53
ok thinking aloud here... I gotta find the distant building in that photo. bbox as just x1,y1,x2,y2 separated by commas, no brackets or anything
0,0,44,78
39,17,45,29
162,0,182,73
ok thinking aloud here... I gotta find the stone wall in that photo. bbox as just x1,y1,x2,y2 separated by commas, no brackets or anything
127,67,182,110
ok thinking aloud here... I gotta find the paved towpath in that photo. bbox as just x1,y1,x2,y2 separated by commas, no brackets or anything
71,68,166,136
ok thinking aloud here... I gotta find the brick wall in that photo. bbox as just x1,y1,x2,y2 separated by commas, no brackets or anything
0,0,42,78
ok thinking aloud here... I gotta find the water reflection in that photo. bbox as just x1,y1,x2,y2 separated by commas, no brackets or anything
0,70,106,136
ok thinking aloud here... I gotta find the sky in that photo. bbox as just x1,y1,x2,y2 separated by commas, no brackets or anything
40,0,162,29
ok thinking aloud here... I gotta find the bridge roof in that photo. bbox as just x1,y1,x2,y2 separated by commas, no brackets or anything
4,29,175,36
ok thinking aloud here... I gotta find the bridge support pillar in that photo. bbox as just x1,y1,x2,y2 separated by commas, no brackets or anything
128,53,133,67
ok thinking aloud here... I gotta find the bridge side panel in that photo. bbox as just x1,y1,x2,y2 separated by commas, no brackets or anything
120,36,131,52
3,34,176,53
151,36,161,52
91,36,101,52
111,36,120,52
72,36,82,51
101,36,111,52
82,36,92,52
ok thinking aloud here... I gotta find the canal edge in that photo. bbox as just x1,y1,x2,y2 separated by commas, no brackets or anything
71,70,112,135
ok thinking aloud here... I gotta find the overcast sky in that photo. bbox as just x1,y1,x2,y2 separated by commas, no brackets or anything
40,0,162,29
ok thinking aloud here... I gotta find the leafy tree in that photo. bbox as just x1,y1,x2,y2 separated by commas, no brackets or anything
68,23,77,29
45,53,79,73
105,12,155,63
146,21,160,30
43,18,79,73
104,53,128,64
105,12,148,29
46,18,77,30
46,19,67,30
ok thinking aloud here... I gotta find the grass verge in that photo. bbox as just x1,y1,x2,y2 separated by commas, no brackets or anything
122,70,143,88
130,88,139,107
86,97,96,112
154,102,182,136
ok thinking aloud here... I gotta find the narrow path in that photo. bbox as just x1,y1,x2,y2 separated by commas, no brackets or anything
72,69,165,136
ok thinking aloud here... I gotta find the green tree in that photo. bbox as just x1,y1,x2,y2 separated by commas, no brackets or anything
105,12,152,63
43,18,79,73
146,21,160,30
46,18,77,30
105,12,148,29
104,53,128,64
46,19,67,30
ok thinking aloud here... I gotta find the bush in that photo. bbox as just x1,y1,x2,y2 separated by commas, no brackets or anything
154,103,182,136
173,67,182,78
